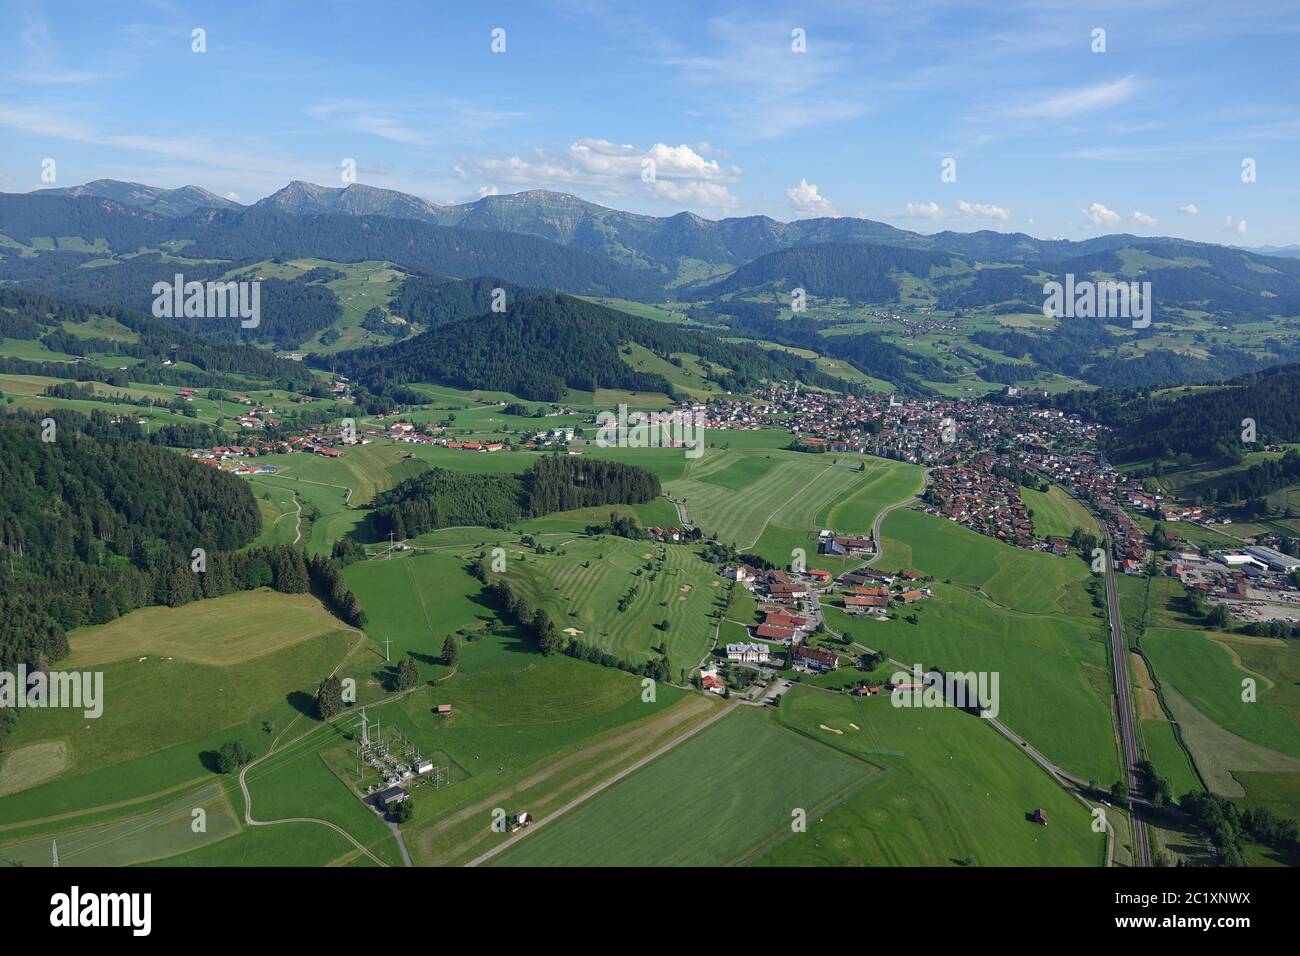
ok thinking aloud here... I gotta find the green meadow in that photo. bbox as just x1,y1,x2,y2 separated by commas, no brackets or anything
761,689,1105,866
668,449,903,564
502,535,725,676
492,705,875,866
878,508,1094,615
1021,484,1094,540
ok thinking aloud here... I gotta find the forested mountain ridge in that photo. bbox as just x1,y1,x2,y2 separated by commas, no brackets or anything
323,292,846,402
0,287,319,388
0,192,666,302
1046,363,1300,460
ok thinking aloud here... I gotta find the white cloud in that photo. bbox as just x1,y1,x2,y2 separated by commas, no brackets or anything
1006,76,1138,120
955,199,1010,221
1082,202,1122,227
224,191,240,202
1178,203,1199,215
901,200,1008,221
1225,215,1247,235
477,185,499,198
457,139,742,209
786,179,836,216
1130,210,1158,226
904,201,945,220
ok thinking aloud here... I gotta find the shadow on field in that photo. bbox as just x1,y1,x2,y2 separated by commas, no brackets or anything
198,749,222,774
286,689,316,718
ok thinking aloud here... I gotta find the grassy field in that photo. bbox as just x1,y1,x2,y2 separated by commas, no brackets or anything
756,688,1105,866
0,783,241,867
817,461,925,534
669,449,915,570
1143,628,1300,772
63,590,344,668
491,705,876,866
334,622,716,866
1021,483,1094,540
850,506,1121,783
0,592,358,820
501,535,725,676
878,508,1095,615
0,565,719,868
343,552,489,685
827,586,1118,784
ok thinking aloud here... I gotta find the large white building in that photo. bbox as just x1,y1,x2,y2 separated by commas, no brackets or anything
726,642,770,664
1243,546,1300,573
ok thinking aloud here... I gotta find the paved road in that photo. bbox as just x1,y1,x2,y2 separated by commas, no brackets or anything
465,699,742,866
1100,523,1153,867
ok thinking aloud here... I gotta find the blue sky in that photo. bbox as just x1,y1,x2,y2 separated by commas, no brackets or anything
2,0,1298,244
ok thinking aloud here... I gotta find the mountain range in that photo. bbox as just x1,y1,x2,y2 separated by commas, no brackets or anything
6,178,1300,394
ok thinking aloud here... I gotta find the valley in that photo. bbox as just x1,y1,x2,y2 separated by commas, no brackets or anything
1,179,1297,877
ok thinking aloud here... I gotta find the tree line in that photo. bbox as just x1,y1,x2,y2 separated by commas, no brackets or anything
369,455,661,540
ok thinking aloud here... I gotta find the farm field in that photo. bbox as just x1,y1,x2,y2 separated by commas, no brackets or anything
1140,718,1203,799
501,535,725,676
669,448,909,566
826,581,1119,785
1021,484,1094,540
816,461,925,535
758,689,1105,866
63,590,343,668
342,551,489,683
1142,627,1300,793
332,622,716,866
877,507,1095,616
0,591,359,823
490,705,877,866
0,783,241,867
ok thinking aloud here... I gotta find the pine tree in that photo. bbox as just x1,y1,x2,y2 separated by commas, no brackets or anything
397,655,420,690
316,675,344,720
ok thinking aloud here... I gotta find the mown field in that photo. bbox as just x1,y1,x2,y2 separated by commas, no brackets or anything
855,506,1120,783
0,591,362,864
502,535,725,677
760,689,1105,866
1134,575,1300,819
668,448,919,570
1021,484,1094,540
491,705,877,866
0,554,721,868
878,508,1094,615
